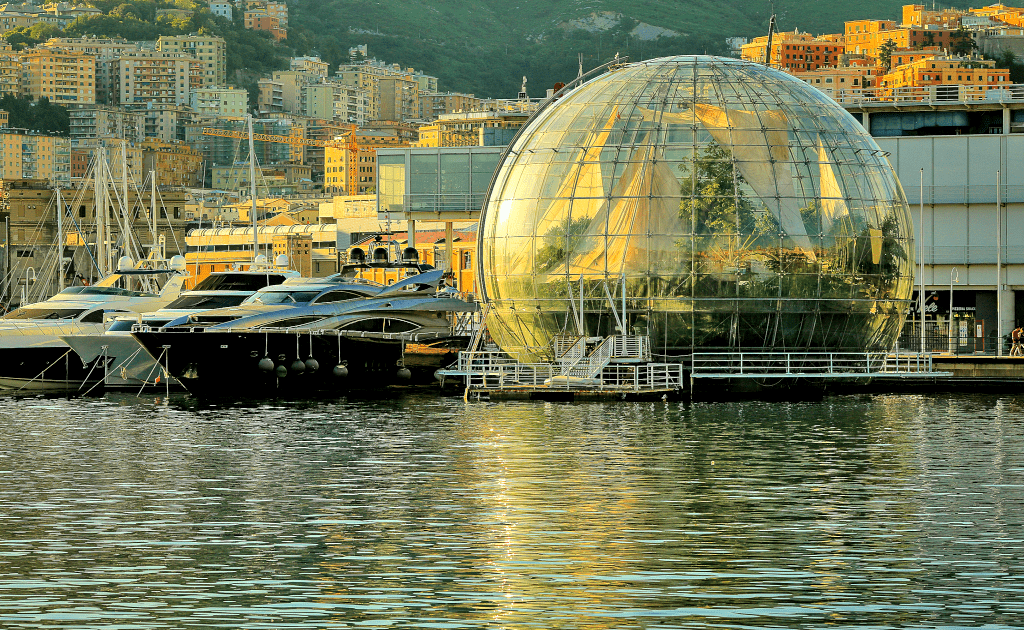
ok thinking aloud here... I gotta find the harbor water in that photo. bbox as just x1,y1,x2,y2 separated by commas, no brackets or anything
1,392,1023,628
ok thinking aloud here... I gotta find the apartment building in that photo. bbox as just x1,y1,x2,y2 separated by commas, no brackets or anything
794,64,877,97
156,34,227,88
323,129,410,195
290,56,329,78
139,105,195,142
210,1,232,20
111,51,194,106
335,60,427,122
877,54,1010,98
244,11,286,41
190,86,248,117
415,110,530,147
0,130,71,187
0,41,19,96
258,78,284,112
844,19,953,57
20,48,96,105
140,138,203,187
418,92,483,121
740,30,843,72
69,106,146,142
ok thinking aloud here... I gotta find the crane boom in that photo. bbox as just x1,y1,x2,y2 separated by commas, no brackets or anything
201,125,362,195
201,127,347,148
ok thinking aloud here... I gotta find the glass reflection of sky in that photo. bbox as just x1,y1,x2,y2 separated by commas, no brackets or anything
480,55,915,362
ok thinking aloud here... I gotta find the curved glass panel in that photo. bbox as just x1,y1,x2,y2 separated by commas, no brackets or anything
480,56,915,362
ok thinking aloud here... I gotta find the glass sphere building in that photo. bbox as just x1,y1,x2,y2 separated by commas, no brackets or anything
479,56,915,362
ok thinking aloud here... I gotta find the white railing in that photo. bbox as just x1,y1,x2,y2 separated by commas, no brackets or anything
565,335,616,377
882,352,936,374
690,352,889,377
831,83,1024,107
610,335,651,362
464,362,557,389
551,334,583,359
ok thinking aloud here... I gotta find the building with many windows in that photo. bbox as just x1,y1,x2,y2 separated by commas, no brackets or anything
20,48,96,105
0,130,71,187
156,34,227,88
190,86,248,117
111,51,196,106
740,30,843,72
876,54,1010,99
69,106,146,142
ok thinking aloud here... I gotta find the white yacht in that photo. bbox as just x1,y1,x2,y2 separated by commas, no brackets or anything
0,256,190,392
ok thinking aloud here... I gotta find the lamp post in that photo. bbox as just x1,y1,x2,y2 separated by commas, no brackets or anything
950,267,959,354
920,168,925,355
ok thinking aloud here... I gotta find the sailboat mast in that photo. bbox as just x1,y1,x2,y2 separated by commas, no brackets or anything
121,140,131,262
94,148,106,276
247,114,258,261
150,169,158,259
54,186,64,292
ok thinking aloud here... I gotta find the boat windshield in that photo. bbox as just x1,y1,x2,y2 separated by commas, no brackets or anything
192,274,287,292
244,290,320,305
108,318,171,332
55,286,156,298
163,294,249,309
3,307,87,320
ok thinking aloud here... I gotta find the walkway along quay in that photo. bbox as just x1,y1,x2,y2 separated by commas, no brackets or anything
438,334,968,401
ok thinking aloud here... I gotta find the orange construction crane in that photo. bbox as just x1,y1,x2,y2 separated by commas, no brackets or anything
202,124,362,194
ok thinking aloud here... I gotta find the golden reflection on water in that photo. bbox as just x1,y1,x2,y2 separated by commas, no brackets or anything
1,394,1023,627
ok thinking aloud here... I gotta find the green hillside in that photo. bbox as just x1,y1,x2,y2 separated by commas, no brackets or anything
285,0,978,97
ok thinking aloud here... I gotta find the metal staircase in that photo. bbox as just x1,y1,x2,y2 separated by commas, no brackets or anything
552,334,651,379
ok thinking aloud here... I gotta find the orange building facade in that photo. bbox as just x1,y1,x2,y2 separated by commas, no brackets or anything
877,55,1010,98
740,31,843,72
844,20,953,57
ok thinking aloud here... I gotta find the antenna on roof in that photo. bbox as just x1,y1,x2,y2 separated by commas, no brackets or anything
765,1,778,66
765,5,777,67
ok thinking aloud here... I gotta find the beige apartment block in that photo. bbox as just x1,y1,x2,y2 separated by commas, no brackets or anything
156,34,227,88
20,48,96,105
290,56,329,77
141,139,203,187
0,41,19,96
0,130,71,187
191,86,248,117
111,52,193,106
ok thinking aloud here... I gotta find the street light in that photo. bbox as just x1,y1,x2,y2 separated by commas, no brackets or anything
950,267,959,354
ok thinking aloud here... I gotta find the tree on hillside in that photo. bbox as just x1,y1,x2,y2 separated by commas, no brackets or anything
0,95,69,135
950,26,978,56
879,39,897,71
3,23,63,50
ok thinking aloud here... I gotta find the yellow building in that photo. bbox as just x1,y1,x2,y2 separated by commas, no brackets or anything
902,4,965,29
20,48,96,105
156,34,227,88
73,140,144,186
877,54,1010,98
740,31,844,72
844,19,953,58
290,55,329,77
0,40,19,96
415,110,530,147
336,60,426,122
794,64,877,97
140,139,203,187
324,130,410,195
0,130,71,186
418,91,482,121
211,164,314,197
